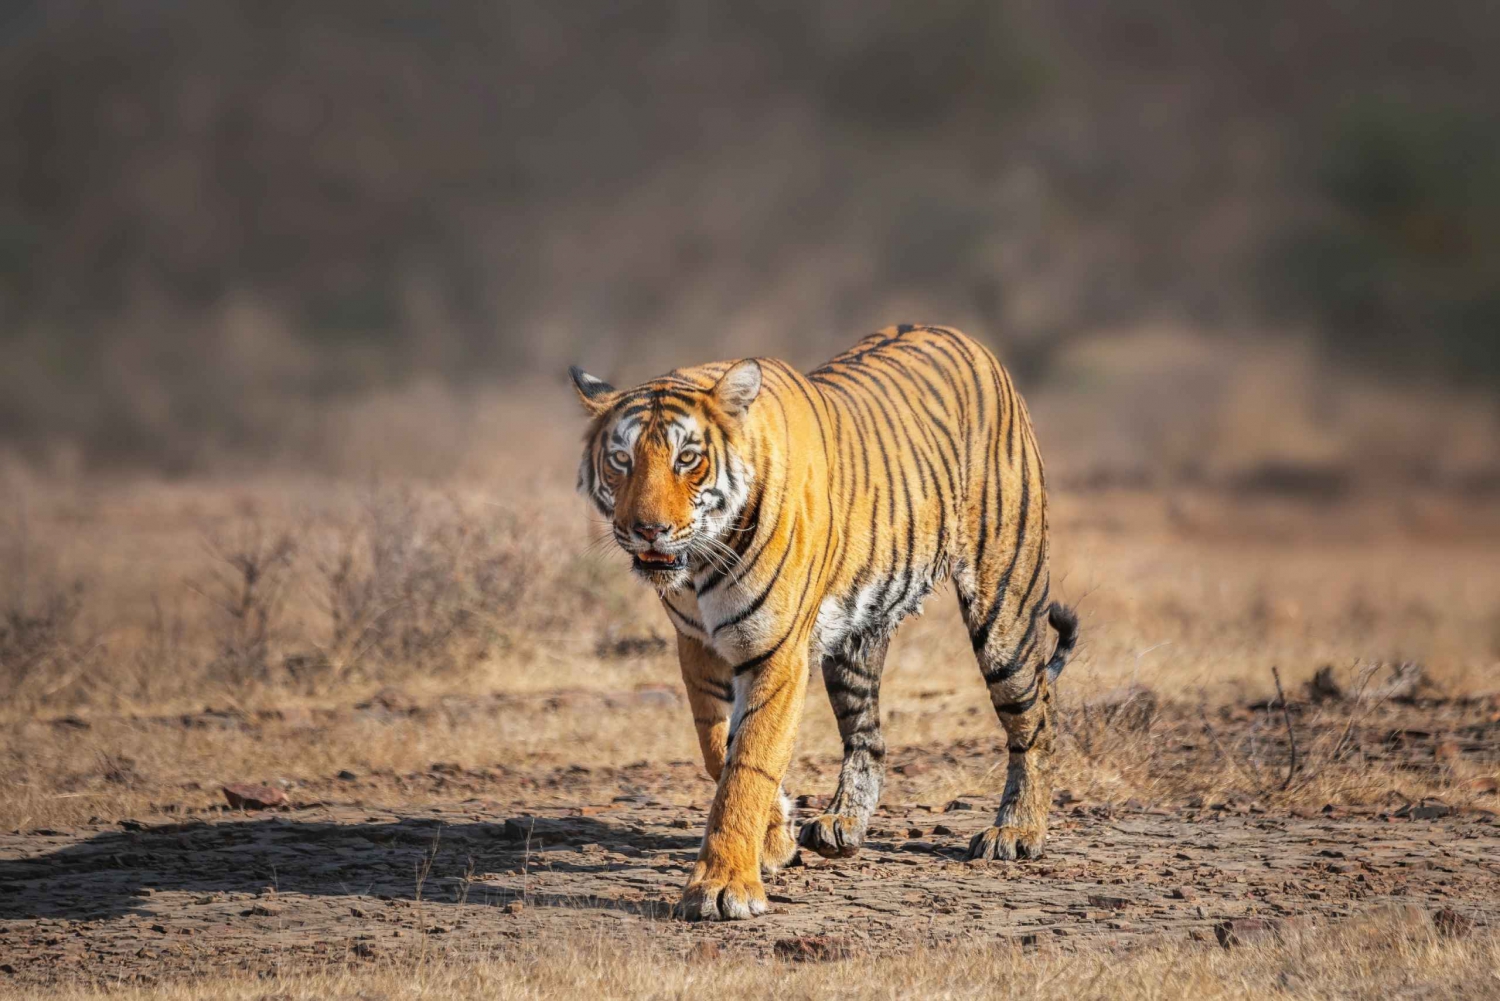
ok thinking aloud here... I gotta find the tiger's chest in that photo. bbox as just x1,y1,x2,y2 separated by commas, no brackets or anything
663,556,942,665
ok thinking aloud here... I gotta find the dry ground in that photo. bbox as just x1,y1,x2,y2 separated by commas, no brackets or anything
3,377,1500,997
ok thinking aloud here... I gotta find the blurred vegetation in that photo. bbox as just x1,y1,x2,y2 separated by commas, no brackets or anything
0,0,1497,466
1272,99,1500,385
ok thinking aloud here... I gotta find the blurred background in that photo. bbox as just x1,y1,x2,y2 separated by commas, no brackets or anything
1,0,1497,482
2,2,1499,824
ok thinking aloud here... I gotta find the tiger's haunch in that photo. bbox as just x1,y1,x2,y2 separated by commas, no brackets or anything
570,324,1079,921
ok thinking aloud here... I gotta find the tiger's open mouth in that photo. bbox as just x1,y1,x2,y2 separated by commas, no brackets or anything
633,550,688,573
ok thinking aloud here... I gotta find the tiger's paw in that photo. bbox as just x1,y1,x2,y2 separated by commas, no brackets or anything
797,814,865,859
676,869,768,921
763,820,799,876
966,824,1046,861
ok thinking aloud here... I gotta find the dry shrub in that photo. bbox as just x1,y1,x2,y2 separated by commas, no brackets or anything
312,489,535,686
192,521,299,689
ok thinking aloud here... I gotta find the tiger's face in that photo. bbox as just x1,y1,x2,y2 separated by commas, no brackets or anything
570,360,761,592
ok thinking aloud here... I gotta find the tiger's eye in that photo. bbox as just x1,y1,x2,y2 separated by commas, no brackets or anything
610,450,631,467
677,450,702,468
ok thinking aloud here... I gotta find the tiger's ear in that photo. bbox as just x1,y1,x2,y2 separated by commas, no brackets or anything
569,366,618,417
711,359,762,418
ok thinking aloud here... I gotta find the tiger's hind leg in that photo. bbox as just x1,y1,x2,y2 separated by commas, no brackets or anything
798,636,890,859
958,564,1067,862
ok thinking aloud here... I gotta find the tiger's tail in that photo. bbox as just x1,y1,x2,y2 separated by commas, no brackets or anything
1043,602,1079,684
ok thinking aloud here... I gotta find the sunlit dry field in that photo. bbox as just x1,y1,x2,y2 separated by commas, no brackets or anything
3,341,1499,997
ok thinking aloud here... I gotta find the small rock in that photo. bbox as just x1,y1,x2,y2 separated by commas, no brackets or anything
1409,803,1454,820
501,817,536,840
505,901,524,915
350,906,368,918
1304,665,1343,702
686,940,721,962
337,770,359,781
1087,894,1131,911
1215,917,1283,948
931,824,954,836
241,904,281,917
906,827,924,838
1433,908,1473,939
943,800,975,812
774,936,853,962
221,783,287,810
352,942,377,958
1168,887,1196,901
579,843,606,854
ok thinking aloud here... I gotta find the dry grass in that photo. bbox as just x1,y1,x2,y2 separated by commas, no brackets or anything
10,910,1499,1000
2,373,1499,831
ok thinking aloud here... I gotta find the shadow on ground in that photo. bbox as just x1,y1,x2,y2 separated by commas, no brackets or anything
0,813,699,921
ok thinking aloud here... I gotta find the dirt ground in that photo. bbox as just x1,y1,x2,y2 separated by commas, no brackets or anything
2,688,1497,989
3,388,1500,995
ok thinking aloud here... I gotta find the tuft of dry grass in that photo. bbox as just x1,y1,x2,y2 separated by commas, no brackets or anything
14,910,1500,1001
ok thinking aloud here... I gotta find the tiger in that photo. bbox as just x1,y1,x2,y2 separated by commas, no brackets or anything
570,324,1078,921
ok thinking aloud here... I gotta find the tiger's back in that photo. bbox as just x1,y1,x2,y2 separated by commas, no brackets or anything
570,323,1076,921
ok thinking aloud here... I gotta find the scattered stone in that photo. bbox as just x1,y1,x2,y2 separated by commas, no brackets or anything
906,827,925,838
501,817,537,840
1305,666,1343,702
943,800,975,812
1168,887,1197,901
349,906,368,918
1365,662,1440,704
1433,908,1473,939
505,901,524,915
241,905,280,918
337,770,359,781
932,824,954,836
351,942,377,958
1214,918,1283,948
1087,894,1131,911
774,936,853,962
221,784,287,810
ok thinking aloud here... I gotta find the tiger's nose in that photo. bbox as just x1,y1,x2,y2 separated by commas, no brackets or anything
633,522,671,543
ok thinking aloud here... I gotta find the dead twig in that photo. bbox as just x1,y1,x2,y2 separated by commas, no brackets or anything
1271,666,1298,791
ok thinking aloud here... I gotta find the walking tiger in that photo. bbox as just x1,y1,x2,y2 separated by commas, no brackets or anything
570,324,1078,920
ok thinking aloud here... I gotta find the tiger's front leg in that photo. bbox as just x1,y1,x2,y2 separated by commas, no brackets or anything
676,635,797,887
677,647,808,921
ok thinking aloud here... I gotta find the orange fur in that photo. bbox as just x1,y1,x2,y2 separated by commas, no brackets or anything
571,325,1077,920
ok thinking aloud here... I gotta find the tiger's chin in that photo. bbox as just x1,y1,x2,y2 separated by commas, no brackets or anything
631,550,692,593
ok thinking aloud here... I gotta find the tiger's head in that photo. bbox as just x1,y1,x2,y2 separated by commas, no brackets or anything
569,360,761,592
